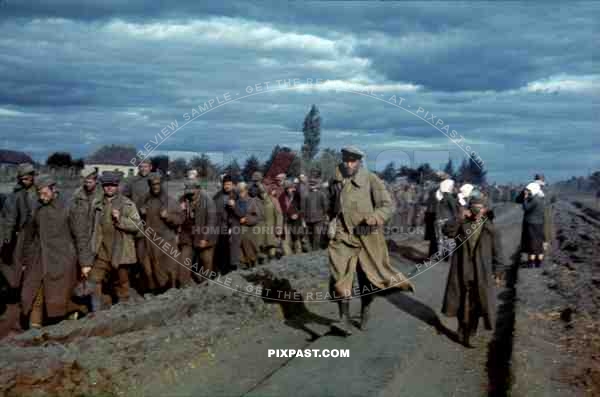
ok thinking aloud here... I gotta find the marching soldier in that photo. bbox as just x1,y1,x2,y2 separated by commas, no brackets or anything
302,177,329,251
213,175,242,274
441,194,507,347
179,178,217,284
327,146,415,335
122,159,152,289
88,171,140,309
3,163,38,291
70,167,103,274
139,173,183,291
20,176,79,328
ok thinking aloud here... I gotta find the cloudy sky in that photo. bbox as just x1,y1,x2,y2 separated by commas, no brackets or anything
0,1,597,183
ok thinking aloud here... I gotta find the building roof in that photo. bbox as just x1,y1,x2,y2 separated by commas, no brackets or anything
86,145,137,166
0,149,34,165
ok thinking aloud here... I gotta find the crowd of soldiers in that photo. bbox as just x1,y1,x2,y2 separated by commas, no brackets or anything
0,151,529,345
0,159,335,332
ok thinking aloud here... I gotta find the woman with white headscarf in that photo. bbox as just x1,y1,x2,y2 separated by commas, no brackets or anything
518,182,546,267
458,183,474,207
424,178,459,258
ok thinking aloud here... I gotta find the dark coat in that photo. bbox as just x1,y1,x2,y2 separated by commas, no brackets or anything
2,185,38,288
122,174,151,210
21,196,78,318
424,191,458,241
69,186,103,266
279,190,303,228
441,217,506,328
140,192,184,287
302,189,328,224
213,190,241,230
179,191,217,247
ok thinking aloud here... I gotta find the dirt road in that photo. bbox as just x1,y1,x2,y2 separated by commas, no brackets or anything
144,204,524,397
2,200,596,397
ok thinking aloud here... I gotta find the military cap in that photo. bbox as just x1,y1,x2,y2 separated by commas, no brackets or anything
147,172,162,185
100,171,121,185
308,178,321,187
183,178,201,194
251,171,263,182
16,163,35,177
35,174,56,189
80,166,98,179
469,190,487,205
341,145,365,160
282,179,294,189
435,171,450,180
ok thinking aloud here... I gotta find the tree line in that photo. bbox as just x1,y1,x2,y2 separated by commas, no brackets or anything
42,104,488,185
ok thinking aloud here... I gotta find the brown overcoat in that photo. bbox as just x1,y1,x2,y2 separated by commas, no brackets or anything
69,186,103,265
327,166,414,297
140,192,184,287
21,196,78,318
90,194,139,267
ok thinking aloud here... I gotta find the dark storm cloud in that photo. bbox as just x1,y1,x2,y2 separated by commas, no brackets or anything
0,1,597,183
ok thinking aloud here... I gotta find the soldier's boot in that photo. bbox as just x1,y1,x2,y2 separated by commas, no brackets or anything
332,300,353,336
29,286,44,329
359,295,374,331
457,323,473,348
91,282,107,312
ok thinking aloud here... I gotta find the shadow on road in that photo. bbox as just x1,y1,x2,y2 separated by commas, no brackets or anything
486,248,521,397
242,273,337,341
383,290,462,345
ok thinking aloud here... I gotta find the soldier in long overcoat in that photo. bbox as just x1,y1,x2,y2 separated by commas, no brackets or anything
178,178,217,285
70,167,103,269
441,194,507,347
20,176,79,328
256,176,285,262
212,175,242,274
122,159,152,288
234,183,264,268
139,173,184,291
327,146,415,335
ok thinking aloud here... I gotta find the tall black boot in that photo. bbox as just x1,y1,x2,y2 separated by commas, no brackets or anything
332,300,353,336
360,295,374,331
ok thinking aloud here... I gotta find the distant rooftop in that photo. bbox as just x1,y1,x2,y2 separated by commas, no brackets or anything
86,145,137,166
0,149,34,165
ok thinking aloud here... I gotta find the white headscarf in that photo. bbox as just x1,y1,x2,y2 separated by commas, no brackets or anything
458,183,474,206
533,179,545,197
526,182,542,197
436,179,455,201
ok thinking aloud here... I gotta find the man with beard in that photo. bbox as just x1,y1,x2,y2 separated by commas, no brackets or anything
70,167,103,274
122,159,152,290
213,175,242,274
88,171,140,310
327,146,415,336
441,194,506,347
20,176,79,328
139,173,183,291
179,178,216,284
